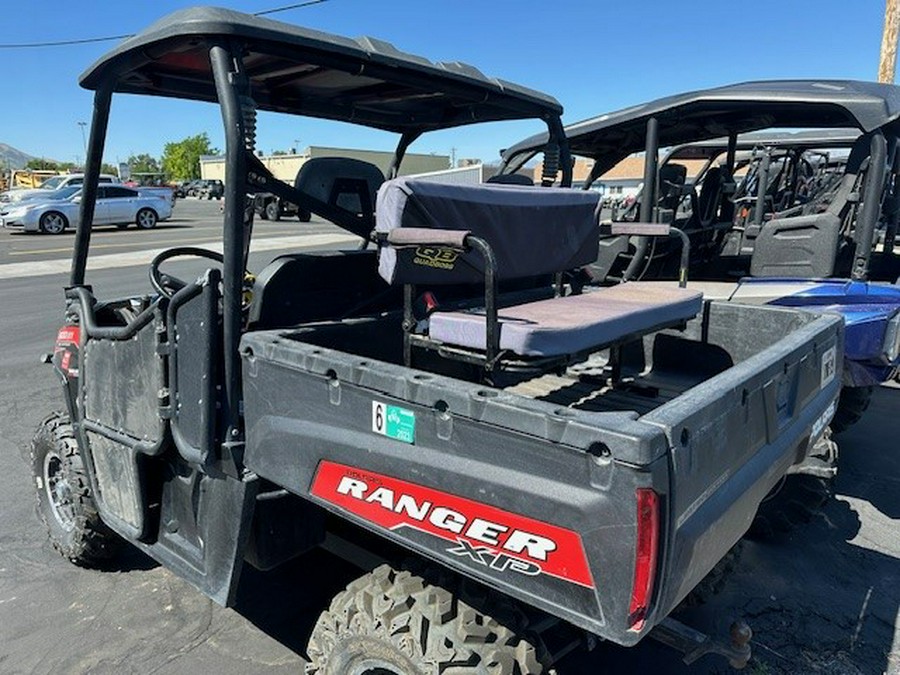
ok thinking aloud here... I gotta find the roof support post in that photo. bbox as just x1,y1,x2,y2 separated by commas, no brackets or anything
852,131,888,281
624,116,658,280
389,131,421,179
70,84,113,287
639,116,659,223
211,42,248,447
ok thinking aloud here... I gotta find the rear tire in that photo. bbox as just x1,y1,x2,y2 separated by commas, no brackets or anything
306,564,553,674
298,208,311,222
265,201,280,221
135,208,158,229
30,412,121,566
831,385,873,434
38,211,68,234
748,430,837,539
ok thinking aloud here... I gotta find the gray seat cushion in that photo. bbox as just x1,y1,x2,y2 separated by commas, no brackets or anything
429,282,703,357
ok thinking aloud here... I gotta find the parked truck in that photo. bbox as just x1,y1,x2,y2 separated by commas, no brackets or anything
253,191,311,221
32,8,843,671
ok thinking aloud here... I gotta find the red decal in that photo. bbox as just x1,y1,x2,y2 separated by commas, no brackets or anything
55,326,80,348
311,461,595,588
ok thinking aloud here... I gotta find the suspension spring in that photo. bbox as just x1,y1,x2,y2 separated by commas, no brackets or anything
542,143,560,186
240,96,257,153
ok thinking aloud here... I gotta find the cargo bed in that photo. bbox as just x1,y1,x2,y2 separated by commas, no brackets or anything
241,299,842,646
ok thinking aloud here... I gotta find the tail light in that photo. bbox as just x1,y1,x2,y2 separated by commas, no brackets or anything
628,487,660,631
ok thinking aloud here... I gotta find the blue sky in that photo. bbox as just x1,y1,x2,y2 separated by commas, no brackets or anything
0,1,890,167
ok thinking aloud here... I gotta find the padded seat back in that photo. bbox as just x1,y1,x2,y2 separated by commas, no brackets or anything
750,212,841,278
696,166,725,226
248,249,395,328
486,173,534,186
658,163,687,211
376,177,601,285
295,157,385,227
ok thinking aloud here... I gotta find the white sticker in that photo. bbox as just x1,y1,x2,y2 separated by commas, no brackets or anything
820,346,836,388
372,400,385,434
372,400,415,444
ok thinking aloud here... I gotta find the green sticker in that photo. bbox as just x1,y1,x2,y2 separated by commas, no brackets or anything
372,401,415,444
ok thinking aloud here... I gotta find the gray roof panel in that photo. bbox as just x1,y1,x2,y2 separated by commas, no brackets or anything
503,80,900,172
80,6,561,133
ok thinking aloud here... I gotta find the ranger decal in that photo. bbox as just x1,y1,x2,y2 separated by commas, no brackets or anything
310,461,595,588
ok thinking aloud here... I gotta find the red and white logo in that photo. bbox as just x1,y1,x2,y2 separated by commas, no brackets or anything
311,461,595,588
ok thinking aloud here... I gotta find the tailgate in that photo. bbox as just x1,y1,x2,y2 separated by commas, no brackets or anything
642,302,843,622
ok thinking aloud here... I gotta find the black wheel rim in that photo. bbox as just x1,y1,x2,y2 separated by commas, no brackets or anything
44,451,76,531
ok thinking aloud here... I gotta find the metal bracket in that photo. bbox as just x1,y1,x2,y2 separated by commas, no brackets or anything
650,617,752,669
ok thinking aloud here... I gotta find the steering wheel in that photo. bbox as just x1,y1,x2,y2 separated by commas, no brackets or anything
149,247,225,298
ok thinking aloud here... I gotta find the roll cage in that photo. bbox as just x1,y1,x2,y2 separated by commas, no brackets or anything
499,80,900,282
70,6,572,449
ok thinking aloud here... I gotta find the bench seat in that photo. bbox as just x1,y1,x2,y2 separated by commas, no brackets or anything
429,281,703,357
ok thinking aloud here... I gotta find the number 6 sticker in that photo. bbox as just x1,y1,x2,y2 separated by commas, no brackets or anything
372,400,416,444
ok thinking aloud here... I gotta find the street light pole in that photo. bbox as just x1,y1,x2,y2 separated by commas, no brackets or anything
77,121,88,157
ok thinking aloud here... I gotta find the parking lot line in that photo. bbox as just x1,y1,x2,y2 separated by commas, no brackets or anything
0,233,358,280
7,231,312,256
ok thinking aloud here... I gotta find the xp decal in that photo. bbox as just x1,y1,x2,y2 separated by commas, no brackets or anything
310,461,595,588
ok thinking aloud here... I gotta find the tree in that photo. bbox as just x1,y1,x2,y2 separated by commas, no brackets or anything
25,158,58,171
127,153,160,175
161,133,218,181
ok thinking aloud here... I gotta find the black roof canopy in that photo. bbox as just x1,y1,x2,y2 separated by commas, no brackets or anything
80,6,562,134
502,80,900,173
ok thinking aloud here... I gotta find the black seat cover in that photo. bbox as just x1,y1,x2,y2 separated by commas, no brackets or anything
658,163,687,211
294,157,385,230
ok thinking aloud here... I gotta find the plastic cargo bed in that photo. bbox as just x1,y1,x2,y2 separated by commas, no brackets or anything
239,299,842,645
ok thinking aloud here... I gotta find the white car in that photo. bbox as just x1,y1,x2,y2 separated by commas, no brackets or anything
0,173,120,203
0,185,173,233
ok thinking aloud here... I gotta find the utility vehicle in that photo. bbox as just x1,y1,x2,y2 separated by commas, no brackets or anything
500,82,900,438
254,191,311,222
33,8,842,671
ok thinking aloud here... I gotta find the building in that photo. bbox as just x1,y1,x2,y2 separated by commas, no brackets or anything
532,155,709,200
200,146,451,183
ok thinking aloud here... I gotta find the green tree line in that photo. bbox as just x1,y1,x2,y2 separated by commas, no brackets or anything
24,133,218,182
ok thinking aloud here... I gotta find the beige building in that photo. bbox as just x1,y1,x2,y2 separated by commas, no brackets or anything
200,146,450,183
532,155,709,199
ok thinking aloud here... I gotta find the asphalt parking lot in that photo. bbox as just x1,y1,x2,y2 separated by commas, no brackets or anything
0,200,897,673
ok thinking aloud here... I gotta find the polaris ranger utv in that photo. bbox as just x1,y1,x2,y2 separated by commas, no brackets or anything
498,82,900,438
33,8,842,671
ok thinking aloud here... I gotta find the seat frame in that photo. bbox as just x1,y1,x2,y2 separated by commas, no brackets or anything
376,222,693,377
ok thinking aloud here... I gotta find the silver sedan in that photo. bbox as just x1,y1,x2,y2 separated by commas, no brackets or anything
0,185,173,234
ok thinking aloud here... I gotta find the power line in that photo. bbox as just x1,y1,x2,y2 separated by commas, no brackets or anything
0,1,330,50
255,0,330,16
0,34,133,49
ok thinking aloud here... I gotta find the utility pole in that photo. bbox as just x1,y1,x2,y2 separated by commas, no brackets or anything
879,0,900,83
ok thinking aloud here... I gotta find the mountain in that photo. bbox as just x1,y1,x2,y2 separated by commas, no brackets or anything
0,143,36,169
